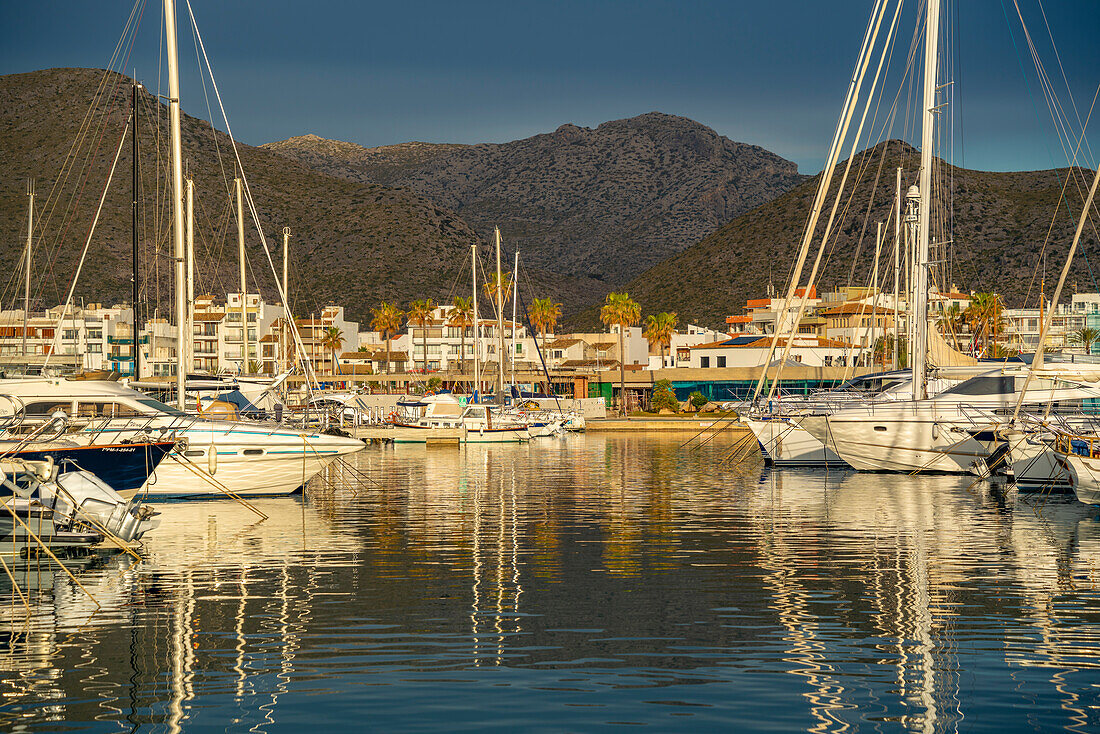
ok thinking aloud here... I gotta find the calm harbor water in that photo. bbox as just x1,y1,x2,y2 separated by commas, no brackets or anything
3,433,1100,732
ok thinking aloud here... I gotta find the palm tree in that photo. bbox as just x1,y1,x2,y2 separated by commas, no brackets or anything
600,291,641,417
1070,326,1100,355
321,326,344,376
530,297,562,337
370,302,404,374
482,271,513,320
407,298,436,374
964,292,1005,357
448,296,474,374
936,302,965,350
643,312,678,367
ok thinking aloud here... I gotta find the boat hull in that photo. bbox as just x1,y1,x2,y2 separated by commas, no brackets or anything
744,417,847,467
122,448,351,498
804,409,993,474
9,442,175,495
392,424,529,444
82,425,365,499
1061,451,1100,505
1009,437,1072,489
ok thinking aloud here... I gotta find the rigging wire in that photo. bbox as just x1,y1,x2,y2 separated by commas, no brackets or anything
184,0,321,389
1001,0,1100,305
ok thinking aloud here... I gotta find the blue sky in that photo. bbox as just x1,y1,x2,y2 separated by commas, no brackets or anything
2,1,1098,172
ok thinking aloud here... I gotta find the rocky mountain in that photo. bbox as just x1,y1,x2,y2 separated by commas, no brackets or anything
262,113,805,284
610,140,1099,329
0,68,596,325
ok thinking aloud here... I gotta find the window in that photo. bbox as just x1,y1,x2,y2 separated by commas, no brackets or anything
137,398,187,416
88,342,102,353
700,356,710,368
717,356,726,368
87,329,103,340
941,375,1017,397
515,343,523,354
62,329,79,341
24,401,71,418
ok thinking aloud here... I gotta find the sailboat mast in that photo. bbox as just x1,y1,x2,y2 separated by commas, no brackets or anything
871,221,882,364
495,227,505,403
131,82,141,378
892,167,901,371
511,250,518,387
22,180,33,358
185,177,194,376
164,0,186,407
282,226,290,371
235,177,247,374
472,242,480,398
913,0,942,400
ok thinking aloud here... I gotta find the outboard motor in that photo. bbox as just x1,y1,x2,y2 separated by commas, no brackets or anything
39,471,161,542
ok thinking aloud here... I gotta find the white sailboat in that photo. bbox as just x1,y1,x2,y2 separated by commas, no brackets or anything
0,0,364,498
802,371,1100,474
794,0,1100,476
744,370,967,467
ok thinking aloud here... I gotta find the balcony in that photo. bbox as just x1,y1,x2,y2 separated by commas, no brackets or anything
107,335,149,345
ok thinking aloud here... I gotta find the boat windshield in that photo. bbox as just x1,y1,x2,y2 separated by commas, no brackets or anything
938,375,1018,397
831,374,907,394
137,398,189,417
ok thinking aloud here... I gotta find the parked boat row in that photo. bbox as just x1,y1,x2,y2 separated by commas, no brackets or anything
737,0,1100,507
389,393,582,443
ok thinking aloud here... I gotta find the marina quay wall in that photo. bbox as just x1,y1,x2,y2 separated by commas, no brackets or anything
281,364,878,408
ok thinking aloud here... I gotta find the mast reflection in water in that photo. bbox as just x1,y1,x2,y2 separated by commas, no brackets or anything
2,435,1099,732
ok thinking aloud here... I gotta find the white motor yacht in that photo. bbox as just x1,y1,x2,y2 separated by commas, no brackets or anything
395,394,530,443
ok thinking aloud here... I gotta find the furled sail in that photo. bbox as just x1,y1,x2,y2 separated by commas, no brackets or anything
927,321,978,366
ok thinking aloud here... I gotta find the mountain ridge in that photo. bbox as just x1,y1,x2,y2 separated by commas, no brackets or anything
601,139,1099,329
0,68,598,325
262,112,806,285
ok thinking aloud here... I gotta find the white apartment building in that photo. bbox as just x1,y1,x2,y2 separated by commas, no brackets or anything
660,324,726,369
0,304,124,373
399,305,537,373
689,335,861,369
268,304,358,376
543,326,648,371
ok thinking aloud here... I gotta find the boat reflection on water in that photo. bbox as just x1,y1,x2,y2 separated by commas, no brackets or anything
1,436,1099,731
